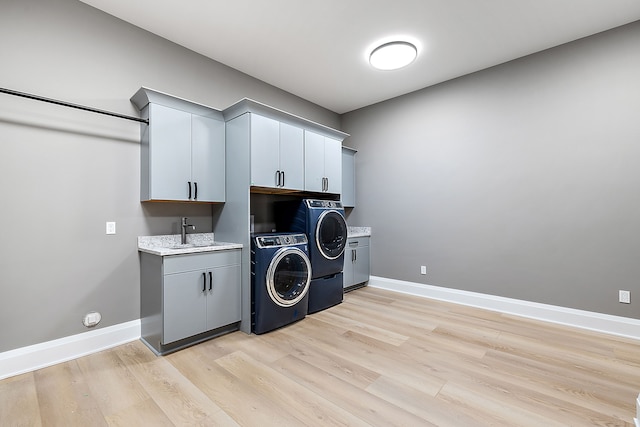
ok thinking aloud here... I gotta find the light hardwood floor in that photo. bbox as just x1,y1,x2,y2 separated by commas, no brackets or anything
2,286,639,426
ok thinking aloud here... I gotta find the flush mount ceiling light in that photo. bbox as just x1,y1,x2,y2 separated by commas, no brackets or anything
369,41,418,70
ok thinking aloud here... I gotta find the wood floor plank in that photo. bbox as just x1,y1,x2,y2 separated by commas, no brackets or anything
169,344,303,426
365,374,486,427
0,373,42,426
118,341,238,426
75,346,149,418
481,348,637,419
282,316,447,396
273,354,434,426
216,350,371,426
201,326,293,364
1,286,638,426
103,398,174,427
311,308,410,346
493,330,640,389
34,361,108,427
437,380,571,427
266,327,381,389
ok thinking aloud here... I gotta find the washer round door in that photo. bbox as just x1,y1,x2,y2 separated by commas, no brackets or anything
266,247,312,307
315,210,348,260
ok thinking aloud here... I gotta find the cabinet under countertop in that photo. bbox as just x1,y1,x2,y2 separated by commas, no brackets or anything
138,236,242,355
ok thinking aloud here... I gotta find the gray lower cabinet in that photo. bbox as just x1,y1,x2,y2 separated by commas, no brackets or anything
343,237,370,289
140,249,241,355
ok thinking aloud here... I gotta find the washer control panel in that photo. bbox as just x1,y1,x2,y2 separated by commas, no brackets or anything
255,233,308,248
306,199,342,209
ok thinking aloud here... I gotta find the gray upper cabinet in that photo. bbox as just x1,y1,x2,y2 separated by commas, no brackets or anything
223,98,349,197
131,87,225,203
250,114,304,190
341,147,357,208
304,130,342,194
192,114,226,202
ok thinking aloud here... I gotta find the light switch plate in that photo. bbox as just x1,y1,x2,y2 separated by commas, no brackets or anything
619,290,631,304
106,221,116,235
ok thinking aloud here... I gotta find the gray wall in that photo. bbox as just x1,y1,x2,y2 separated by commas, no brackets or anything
0,0,339,352
342,21,640,318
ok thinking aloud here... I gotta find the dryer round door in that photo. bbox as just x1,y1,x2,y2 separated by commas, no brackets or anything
266,247,312,307
315,210,348,260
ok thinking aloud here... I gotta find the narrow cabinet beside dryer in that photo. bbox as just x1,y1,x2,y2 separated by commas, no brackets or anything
343,236,370,289
139,249,241,355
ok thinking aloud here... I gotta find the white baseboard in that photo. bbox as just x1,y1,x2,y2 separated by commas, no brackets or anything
0,320,141,381
368,276,640,341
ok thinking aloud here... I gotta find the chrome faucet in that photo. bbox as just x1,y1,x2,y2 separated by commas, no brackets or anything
181,217,195,244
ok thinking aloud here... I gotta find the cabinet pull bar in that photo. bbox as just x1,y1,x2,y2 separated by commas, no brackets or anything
209,271,213,291
194,182,198,200
275,170,280,187
281,171,285,187
188,182,192,199
202,272,207,292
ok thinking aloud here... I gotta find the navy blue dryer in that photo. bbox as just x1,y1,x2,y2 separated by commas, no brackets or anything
275,199,348,313
275,199,348,279
251,233,312,334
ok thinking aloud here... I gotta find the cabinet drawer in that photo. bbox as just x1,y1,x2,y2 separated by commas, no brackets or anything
347,237,370,248
164,249,241,274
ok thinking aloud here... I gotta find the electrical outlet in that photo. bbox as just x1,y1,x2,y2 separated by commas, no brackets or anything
83,311,101,327
106,221,116,235
420,265,427,275
619,290,631,304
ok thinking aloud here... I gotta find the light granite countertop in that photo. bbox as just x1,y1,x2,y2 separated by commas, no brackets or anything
138,233,242,256
347,226,371,238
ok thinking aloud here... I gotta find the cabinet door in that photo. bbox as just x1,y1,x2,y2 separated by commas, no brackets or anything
192,115,225,202
343,248,355,288
324,137,342,194
250,114,280,188
149,104,192,201
163,270,207,344
304,130,325,192
341,148,356,207
279,122,304,190
353,244,371,285
206,264,241,329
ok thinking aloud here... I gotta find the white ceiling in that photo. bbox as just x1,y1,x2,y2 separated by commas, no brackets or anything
80,0,640,114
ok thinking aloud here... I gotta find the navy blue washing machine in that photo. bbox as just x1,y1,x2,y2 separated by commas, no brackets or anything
275,199,348,313
251,232,312,334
